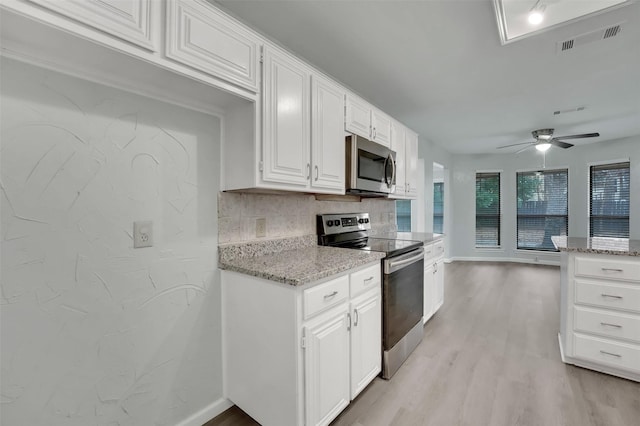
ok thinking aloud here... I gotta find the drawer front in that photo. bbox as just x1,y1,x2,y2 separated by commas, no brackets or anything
423,243,435,262
575,279,640,314
574,307,640,344
575,256,640,283
304,275,349,319
433,240,445,258
573,333,640,373
166,0,260,92
350,264,381,298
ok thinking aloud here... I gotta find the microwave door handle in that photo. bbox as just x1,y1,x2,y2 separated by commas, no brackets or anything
389,154,396,189
383,155,390,186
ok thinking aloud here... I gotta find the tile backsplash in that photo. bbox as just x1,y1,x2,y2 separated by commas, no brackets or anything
218,192,397,244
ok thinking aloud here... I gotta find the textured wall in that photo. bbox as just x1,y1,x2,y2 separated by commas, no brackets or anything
218,192,398,244
1,59,223,425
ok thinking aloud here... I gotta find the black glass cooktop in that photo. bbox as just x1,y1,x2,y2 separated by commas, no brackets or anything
355,237,423,257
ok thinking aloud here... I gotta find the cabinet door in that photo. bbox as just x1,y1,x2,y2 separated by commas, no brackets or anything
350,290,382,399
263,47,310,187
371,108,391,147
423,262,435,323
166,0,260,92
305,307,350,426
29,0,156,50
434,259,444,313
390,120,406,197
405,129,419,198
345,94,371,139
311,74,345,192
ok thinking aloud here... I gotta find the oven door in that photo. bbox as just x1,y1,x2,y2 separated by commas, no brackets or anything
382,248,424,350
346,135,396,195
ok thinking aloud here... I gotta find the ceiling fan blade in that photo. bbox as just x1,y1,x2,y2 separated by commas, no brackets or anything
554,132,600,140
496,141,534,149
550,139,574,149
514,145,534,154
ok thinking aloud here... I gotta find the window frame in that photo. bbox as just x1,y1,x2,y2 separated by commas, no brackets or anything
515,167,569,252
475,170,502,248
588,159,630,239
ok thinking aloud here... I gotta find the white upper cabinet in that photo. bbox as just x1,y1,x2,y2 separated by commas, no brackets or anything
263,46,311,187
165,0,261,92
345,94,371,139
405,128,419,198
345,93,391,147
311,74,346,192
390,120,406,197
28,0,156,51
371,108,391,147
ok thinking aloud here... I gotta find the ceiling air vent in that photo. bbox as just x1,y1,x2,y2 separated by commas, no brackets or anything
557,23,624,54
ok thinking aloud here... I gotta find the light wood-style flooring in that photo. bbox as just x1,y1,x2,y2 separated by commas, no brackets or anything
205,261,640,426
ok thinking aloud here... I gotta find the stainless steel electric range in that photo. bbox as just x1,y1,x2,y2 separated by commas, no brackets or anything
317,212,424,379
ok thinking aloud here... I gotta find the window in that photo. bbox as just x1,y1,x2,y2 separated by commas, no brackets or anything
433,182,444,234
590,162,630,238
516,169,568,251
476,172,500,247
396,200,412,232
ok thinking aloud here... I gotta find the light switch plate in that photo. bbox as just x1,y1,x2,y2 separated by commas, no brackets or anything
134,220,153,248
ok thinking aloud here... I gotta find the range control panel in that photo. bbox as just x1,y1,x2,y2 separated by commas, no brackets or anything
317,213,371,235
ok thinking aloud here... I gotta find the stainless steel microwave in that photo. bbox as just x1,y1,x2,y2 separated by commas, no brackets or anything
346,135,396,196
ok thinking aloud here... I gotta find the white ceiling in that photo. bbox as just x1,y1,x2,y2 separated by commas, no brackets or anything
214,0,640,154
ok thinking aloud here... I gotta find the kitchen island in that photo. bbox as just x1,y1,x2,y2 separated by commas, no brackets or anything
553,236,640,382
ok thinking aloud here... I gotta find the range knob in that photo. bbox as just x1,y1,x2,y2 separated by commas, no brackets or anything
358,218,364,224
365,218,369,223
326,220,333,227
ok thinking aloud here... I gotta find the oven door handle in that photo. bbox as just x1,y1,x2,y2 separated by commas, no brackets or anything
384,248,424,274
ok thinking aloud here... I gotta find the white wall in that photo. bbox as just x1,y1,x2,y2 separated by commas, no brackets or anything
418,137,453,256
1,59,225,426
449,137,640,264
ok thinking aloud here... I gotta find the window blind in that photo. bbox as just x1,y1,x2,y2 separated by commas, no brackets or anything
590,162,630,238
516,169,568,251
475,172,501,247
433,182,444,233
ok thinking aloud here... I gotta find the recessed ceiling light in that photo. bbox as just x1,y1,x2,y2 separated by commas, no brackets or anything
528,11,544,25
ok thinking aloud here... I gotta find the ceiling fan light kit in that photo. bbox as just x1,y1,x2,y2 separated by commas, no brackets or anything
497,128,600,153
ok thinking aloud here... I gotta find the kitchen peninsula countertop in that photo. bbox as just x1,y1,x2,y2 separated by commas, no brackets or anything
552,236,640,256
219,236,385,286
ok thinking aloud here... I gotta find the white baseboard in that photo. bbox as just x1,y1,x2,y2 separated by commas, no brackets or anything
448,256,560,267
175,397,234,426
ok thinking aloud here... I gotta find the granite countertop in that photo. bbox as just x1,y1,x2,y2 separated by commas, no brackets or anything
552,236,640,256
219,236,385,286
376,231,444,244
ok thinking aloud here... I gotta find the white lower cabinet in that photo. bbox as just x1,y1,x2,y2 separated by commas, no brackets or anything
223,262,381,426
423,239,445,323
304,305,350,426
559,252,640,382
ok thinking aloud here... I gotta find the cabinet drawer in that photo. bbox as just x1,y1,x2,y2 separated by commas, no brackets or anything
575,279,640,314
166,0,260,92
433,240,445,259
575,256,640,283
423,243,435,262
304,275,349,319
350,264,381,298
574,307,640,344
573,333,640,373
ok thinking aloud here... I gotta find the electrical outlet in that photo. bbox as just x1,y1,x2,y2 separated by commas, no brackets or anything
134,220,153,248
256,218,266,238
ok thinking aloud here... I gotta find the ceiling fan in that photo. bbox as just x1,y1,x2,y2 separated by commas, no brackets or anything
497,128,600,153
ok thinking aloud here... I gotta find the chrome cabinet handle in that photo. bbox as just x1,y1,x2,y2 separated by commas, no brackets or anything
601,268,623,272
373,127,377,139
600,322,622,328
601,294,623,299
600,350,621,358
347,312,351,331
364,276,374,284
324,290,338,300
306,163,310,180
314,165,319,181
354,309,359,326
